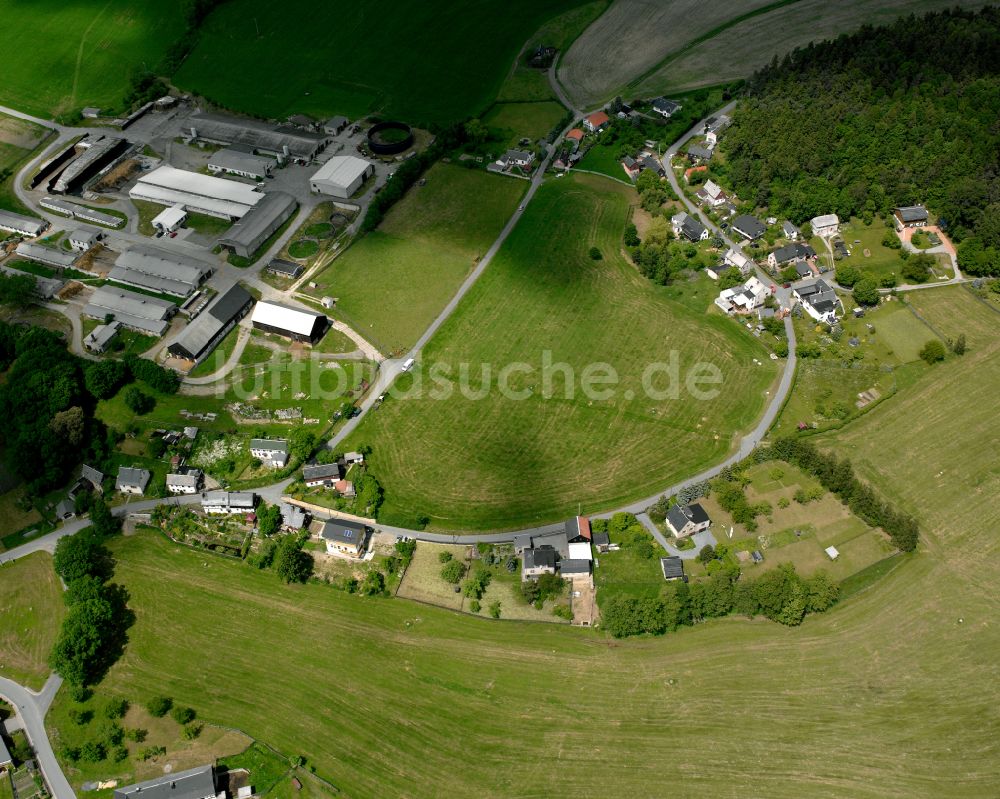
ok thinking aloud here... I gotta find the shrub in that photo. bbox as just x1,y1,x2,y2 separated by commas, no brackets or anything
99,721,124,747
462,564,492,599
125,728,147,743
552,604,573,620
146,696,172,718
104,698,129,719
489,601,502,619
79,740,106,762
111,745,129,763
438,551,453,564
468,599,481,613
360,569,385,596
181,723,202,740
170,706,195,725
589,246,603,260
123,385,155,415
919,339,946,364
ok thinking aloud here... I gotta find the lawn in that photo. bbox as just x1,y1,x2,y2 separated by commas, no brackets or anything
829,217,949,286
482,101,567,148
304,162,526,354
577,142,630,180
0,115,53,214
173,0,590,124
187,325,243,378
0,1,186,118
343,173,777,530
0,552,64,690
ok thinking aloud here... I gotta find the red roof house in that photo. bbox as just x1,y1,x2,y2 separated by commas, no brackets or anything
583,111,610,133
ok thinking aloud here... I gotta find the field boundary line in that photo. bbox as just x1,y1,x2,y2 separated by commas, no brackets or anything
70,1,113,108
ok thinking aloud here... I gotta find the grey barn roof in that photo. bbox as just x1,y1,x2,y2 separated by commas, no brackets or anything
218,191,297,257
167,283,252,362
661,557,686,580
113,764,216,799
559,558,591,575
15,242,78,268
112,244,211,297
83,285,174,336
208,148,275,176
266,258,304,277
302,463,342,482
190,112,328,159
0,209,48,236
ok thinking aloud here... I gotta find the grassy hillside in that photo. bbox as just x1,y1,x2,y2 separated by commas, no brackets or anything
0,0,185,118
0,552,64,690
303,163,526,353
343,174,777,529
173,0,589,123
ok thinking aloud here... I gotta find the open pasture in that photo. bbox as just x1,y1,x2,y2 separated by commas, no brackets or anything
345,173,777,530
305,163,525,353
174,0,589,123
0,552,64,690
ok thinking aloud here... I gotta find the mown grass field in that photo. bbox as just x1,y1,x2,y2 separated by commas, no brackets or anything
173,0,588,123
304,163,525,353
482,101,567,148
635,0,994,96
0,114,52,214
344,174,777,530
0,552,64,690
0,1,185,118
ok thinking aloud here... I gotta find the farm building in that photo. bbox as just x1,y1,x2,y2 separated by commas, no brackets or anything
202,491,257,515
207,148,275,180
152,204,187,233
732,215,766,241
83,320,122,353
250,300,328,343
110,243,212,297
893,205,929,230
69,226,101,251
75,205,123,228
130,165,264,219
565,516,592,544
249,438,289,468
266,258,304,278
167,283,253,364
310,156,374,198
39,197,76,217
0,209,47,237
53,135,130,194
811,214,840,237
323,116,349,135
320,518,368,557
113,764,218,799
14,241,78,269
83,285,175,336
116,466,151,495
666,502,711,538
188,112,329,161
218,192,297,258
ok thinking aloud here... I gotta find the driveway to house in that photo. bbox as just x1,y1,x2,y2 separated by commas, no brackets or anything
0,674,74,799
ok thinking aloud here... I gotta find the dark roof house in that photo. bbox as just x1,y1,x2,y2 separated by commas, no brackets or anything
565,516,592,543
732,215,766,240
114,765,217,799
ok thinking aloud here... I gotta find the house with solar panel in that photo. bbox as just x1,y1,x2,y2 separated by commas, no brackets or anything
320,518,368,558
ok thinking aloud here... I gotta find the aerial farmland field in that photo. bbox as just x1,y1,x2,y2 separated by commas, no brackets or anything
0,0,184,118
173,0,590,123
344,173,778,530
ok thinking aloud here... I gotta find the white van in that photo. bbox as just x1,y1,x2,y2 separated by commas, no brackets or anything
402,358,415,372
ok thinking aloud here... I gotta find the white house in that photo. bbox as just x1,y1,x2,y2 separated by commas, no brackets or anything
201,491,257,515
116,466,151,495
696,180,727,208
69,227,101,252
582,111,610,133
671,212,709,242
666,502,711,538
166,470,202,494
496,149,535,170
811,214,840,237
782,221,800,240
249,438,289,468
715,276,770,315
302,462,342,488
521,548,558,581
723,248,754,275
793,279,841,324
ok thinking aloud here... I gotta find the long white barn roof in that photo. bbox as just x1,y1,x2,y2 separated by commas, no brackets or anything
251,301,324,337
131,165,263,218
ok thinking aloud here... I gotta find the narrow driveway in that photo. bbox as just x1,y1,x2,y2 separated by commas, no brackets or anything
0,675,74,799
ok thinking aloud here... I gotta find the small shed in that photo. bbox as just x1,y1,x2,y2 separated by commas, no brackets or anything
825,546,840,561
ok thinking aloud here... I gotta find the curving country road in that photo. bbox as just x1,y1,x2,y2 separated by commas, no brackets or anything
0,675,73,799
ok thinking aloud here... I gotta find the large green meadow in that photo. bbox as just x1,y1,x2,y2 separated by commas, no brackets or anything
0,0,184,118
344,174,777,529
303,163,525,353
173,0,589,123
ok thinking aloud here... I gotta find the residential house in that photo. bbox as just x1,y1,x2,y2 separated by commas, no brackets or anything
279,502,309,530
651,97,681,118
565,516,592,544
723,248,754,275
80,464,105,494
582,111,610,133
703,115,731,145
715,276,770,315
116,466,151,495
640,155,665,178
249,438,289,468
793,279,841,324
496,149,535,171
320,518,368,558
113,764,220,799
302,462,343,488
55,498,76,520
672,212,709,242
696,180,727,208
201,491,257,515
666,502,711,538
893,205,929,230
781,221,800,240
811,214,840,237
565,128,585,146
521,548,557,580
166,470,202,494
660,556,687,582
732,215,766,241
621,156,641,180
767,241,816,268
560,558,592,585
686,144,713,163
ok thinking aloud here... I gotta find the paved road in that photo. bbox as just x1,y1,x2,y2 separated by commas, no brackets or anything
0,675,74,799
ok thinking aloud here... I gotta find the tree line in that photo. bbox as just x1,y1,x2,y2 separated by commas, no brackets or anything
721,7,999,276
0,321,179,496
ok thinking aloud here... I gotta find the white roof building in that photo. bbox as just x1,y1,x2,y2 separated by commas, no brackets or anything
250,301,328,343
130,165,263,219
567,541,593,561
69,226,101,252
811,214,840,236
715,276,770,315
825,546,840,560
152,204,188,232
310,156,374,198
